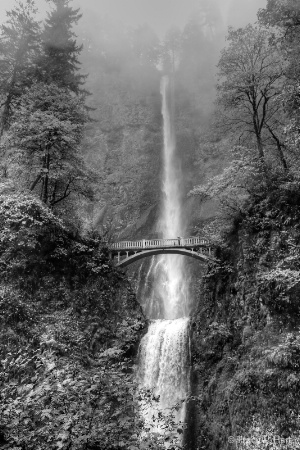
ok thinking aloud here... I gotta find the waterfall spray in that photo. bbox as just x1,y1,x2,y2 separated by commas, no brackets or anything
138,76,191,446
145,75,190,320
158,75,190,319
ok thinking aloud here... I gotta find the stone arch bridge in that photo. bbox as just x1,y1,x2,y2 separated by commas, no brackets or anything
109,237,215,268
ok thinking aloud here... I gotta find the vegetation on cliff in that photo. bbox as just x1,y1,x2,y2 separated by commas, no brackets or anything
0,1,153,448
190,1,300,448
0,183,148,449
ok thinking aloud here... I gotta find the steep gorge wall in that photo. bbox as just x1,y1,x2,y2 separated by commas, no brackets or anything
83,71,163,239
189,188,300,449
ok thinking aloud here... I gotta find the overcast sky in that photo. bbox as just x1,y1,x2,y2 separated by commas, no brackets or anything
0,0,266,35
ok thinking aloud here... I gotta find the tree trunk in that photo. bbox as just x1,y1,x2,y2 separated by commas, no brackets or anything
252,107,266,166
42,145,50,204
256,134,265,160
30,173,42,191
265,125,288,171
0,62,19,138
0,93,13,138
256,134,268,174
276,141,288,171
50,180,58,208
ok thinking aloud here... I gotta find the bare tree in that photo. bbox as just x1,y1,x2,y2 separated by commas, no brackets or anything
216,24,288,170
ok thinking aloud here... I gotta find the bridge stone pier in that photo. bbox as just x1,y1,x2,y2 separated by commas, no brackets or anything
109,237,214,268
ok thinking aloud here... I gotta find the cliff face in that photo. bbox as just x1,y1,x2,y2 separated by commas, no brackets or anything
189,185,300,449
82,70,163,239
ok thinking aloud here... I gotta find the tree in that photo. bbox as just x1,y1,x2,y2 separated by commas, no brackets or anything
258,0,300,31
5,82,92,207
216,25,288,170
258,0,300,81
189,145,267,243
36,0,87,94
0,0,40,136
258,1,300,161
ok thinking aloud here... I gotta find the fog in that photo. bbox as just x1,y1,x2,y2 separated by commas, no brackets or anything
0,0,269,154
0,0,266,34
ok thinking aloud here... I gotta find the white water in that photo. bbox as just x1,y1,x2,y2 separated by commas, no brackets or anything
158,76,190,320
139,318,190,406
138,76,191,446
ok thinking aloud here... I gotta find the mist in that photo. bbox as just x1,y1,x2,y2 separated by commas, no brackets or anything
0,0,268,232
0,0,266,34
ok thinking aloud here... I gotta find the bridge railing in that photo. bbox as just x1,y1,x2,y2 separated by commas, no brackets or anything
110,237,210,251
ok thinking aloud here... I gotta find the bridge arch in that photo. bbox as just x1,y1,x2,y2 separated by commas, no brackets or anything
115,248,212,268
109,236,215,268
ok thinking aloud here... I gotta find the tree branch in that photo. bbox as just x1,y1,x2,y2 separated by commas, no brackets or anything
50,178,74,206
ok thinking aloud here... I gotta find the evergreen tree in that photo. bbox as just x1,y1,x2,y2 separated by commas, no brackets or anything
37,0,87,94
5,82,92,207
0,0,40,136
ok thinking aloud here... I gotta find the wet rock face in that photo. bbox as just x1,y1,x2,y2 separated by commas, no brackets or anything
82,69,163,237
188,193,300,449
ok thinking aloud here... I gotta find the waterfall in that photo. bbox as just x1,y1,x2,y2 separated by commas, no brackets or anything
137,76,191,446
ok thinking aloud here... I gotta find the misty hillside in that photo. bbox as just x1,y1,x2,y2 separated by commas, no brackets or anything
1,0,300,449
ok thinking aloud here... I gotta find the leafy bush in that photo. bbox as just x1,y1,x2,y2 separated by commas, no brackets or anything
0,187,160,449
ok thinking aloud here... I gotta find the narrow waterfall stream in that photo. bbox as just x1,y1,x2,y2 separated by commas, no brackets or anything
137,76,191,447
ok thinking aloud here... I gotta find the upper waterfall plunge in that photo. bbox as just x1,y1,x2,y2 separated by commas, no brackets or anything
160,75,181,241
145,76,190,320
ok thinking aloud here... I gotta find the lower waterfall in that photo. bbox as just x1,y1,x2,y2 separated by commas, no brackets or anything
138,319,190,406
137,75,191,447
137,318,191,447
138,319,190,436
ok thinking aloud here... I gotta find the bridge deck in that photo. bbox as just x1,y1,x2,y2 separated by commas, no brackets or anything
110,237,209,252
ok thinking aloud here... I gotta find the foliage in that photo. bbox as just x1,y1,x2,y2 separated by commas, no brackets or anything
258,0,300,33
191,147,262,207
0,0,92,217
0,186,163,449
216,24,287,169
37,0,87,94
137,388,186,450
191,164,300,449
4,82,92,206
0,0,41,134
282,83,300,168
0,311,146,450
189,146,268,244
258,0,300,144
